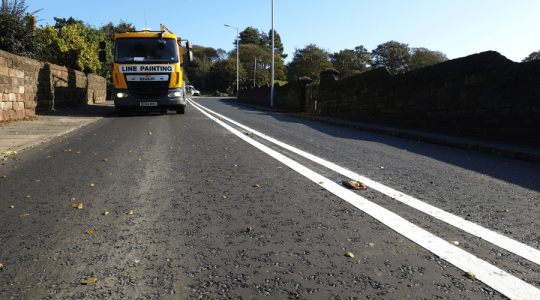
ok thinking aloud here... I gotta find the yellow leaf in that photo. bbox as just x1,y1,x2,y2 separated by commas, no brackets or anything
70,198,75,201
104,211,109,215
221,196,227,199
46,156,50,158
26,195,30,198
184,160,188,162
247,226,252,232
253,184,260,188
36,180,40,182
81,278,98,285
87,231,93,234
10,205,14,208
127,210,133,215
77,203,83,209
501,209,509,212
1,175,5,178
451,241,459,246
465,271,476,280
89,184,95,187
148,132,152,135
71,204,78,207
19,214,29,217
319,181,324,184
207,180,214,182
138,159,141,161
345,252,354,258
103,159,107,161
0,263,3,268
232,171,237,174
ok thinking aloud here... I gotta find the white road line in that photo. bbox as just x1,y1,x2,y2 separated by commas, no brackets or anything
189,100,540,300
189,99,540,267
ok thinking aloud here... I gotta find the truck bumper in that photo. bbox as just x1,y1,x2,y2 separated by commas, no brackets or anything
113,88,186,110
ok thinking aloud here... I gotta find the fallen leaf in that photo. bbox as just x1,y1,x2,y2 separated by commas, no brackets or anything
87,231,93,234
138,158,141,161
71,204,78,207
104,211,109,215
342,180,367,190
81,278,98,285
345,252,354,258
207,180,214,182
89,184,95,187
184,160,188,162
26,195,30,198
408,284,413,287
246,226,252,232
109,173,112,176
148,132,152,135
10,205,14,208
77,203,83,209
501,209,509,212
253,184,260,188
36,180,40,182
319,181,324,184
103,159,108,161
206,148,210,151
70,198,76,201
451,241,460,246
127,210,133,215
0,263,3,268
45,156,50,158
1,175,5,178
232,171,237,174
465,271,476,280
221,196,227,199
19,214,29,217
368,243,375,247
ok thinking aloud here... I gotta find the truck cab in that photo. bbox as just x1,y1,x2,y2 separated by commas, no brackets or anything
99,26,193,116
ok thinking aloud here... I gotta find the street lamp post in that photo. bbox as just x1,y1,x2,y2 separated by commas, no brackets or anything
271,0,274,106
224,24,239,100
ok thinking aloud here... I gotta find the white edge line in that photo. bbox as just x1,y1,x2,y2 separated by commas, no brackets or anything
190,100,540,300
189,99,540,267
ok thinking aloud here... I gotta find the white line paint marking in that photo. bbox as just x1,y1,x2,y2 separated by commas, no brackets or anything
189,100,540,300
189,99,540,267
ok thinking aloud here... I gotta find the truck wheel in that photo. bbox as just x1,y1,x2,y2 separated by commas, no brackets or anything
176,106,185,114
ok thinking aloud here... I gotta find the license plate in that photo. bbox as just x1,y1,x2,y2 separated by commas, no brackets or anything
140,102,157,106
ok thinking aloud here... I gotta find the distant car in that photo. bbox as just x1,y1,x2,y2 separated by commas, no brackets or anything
192,89,201,96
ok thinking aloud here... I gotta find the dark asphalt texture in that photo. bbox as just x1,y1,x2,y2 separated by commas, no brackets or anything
1,97,538,299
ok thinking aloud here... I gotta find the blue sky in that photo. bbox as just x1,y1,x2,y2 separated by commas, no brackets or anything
27,0,540,63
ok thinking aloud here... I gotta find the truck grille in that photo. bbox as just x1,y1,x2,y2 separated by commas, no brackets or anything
125,74,171,99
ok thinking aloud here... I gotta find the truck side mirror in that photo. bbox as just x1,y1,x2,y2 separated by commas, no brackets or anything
99,51,106,62
188,50,193,63
186,41,193,50
99,41,106,50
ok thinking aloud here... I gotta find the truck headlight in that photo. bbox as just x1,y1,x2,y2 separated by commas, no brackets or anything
116,92,128,98
168,91,182,97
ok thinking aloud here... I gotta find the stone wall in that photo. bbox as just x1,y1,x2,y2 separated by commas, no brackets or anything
237,51,540,147
0,49,107,121
238,78,312,112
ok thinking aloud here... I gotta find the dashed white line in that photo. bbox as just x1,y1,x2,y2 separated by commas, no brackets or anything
190,99,540,300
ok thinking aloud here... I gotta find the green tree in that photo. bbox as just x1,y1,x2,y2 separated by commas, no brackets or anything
235,26,261,46
264,29,287,59
99,20,136,42
331,46,371,78
371,40,411,75
183,45,221,90
208,58,247,94
0,0,41,58
522,51,540,62
287,44,332,82
37,23,101,73
409,47,448,70
230,44,286,87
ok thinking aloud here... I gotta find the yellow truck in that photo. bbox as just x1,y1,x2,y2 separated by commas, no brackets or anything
99,24,193,116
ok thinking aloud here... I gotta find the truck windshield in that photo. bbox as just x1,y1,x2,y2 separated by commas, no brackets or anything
115,38,179,63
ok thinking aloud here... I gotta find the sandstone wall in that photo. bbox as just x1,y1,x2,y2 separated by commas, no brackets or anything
0,49,107,121
238,51,540,146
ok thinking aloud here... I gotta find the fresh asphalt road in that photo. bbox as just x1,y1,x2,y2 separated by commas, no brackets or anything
0,97,539,299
